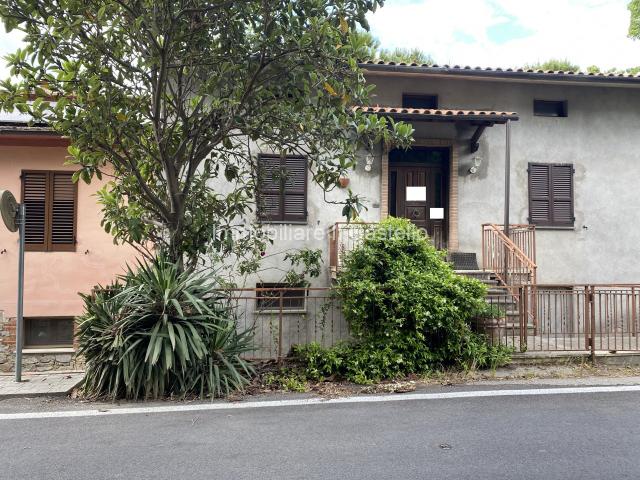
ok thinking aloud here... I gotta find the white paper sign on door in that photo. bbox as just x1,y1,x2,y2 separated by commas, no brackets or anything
406,186,426,201
430,208,444,219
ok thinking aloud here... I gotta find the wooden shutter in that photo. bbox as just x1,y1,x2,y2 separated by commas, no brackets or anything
257,155,284,221
282,157,307,222
22,171,48,251
257,155,307,222
528,163,574,227
550,165,574,226
21,171,77,251
528,164,551,225
50,172,77,251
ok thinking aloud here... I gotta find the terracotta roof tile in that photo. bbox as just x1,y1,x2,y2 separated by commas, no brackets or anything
360,61,640,83
354,105,518,122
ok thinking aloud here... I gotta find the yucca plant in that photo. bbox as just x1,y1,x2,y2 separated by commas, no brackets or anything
77,255,254,400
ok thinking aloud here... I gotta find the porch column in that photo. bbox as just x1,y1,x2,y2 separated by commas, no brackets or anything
503,120,511,283
503,120,511,238
380,143,389,220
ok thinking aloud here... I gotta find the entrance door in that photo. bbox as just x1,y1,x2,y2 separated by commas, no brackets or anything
389,149,448,249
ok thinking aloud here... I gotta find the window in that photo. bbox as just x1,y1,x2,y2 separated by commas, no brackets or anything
257,155,307,222
21,170,77,251
402,94,438,109
528,163,574,228
534,100,568,117
24,317,74,348
255,283,307,312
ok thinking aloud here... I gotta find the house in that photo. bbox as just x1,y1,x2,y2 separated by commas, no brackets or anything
0,112,136,372
252,62,640,289
245,63,640,357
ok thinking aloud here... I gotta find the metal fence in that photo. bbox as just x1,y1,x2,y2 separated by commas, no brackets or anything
220,284,640,361
221,287,348,360
476,285,640,357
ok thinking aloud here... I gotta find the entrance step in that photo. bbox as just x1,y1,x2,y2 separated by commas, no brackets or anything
455,269,492,281
448,252,479,271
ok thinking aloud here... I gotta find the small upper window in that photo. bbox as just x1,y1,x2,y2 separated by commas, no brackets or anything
534,100,568,117
402,94,438,109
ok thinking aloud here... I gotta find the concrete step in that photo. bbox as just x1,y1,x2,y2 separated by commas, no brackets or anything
487,287,513,294
455,269,491,280
486,298,518,308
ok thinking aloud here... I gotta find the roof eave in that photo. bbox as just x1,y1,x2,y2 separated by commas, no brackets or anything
373,112,518,124
359,63,640,88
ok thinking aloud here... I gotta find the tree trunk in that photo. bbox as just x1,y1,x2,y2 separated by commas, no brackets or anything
167,223,185,271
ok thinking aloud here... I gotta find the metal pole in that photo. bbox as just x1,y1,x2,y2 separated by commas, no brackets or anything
503,121,511,284
15,203,25,382
504,120,511,237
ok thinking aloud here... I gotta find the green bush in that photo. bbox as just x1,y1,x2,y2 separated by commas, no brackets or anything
295,218,511,383
262,368,309,392
77,255,254,400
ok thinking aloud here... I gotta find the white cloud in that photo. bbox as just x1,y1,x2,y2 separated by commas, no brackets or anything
0,1,637,78
368,0,640,70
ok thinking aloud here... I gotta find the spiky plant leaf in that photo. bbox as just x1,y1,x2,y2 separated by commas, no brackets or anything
77,254,254,400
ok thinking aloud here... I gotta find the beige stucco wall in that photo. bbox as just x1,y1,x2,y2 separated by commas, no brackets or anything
0,145,137,318
366,72,640,284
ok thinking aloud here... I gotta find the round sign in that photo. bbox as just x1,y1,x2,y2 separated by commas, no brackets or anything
0,190,19,232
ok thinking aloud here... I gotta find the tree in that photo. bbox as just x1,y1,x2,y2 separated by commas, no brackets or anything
0,1,413,269
377,47,433,65
524,59,580,72
354,30,432,64
630,0,640,39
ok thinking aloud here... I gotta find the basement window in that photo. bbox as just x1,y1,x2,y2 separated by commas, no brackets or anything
402,94,438,109
255,283,307,312
24,317,74,348
534,100,568,117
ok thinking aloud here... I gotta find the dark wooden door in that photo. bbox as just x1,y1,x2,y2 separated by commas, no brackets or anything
391,165,447,248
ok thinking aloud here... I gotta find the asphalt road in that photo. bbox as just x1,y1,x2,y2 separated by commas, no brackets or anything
2,387,640,480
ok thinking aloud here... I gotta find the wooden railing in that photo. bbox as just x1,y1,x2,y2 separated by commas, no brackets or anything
329,221,447,275
482,223,537,291
329,222,374,276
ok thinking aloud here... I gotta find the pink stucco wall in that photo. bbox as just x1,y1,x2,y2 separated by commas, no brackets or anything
0,145,137,318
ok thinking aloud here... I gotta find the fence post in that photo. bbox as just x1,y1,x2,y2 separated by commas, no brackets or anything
589,286,596,365
519,285,526,353
632,286,637,339
278,290,284,364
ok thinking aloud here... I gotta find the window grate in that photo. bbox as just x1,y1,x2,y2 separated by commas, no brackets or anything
255,283,307,311
24,317,74,348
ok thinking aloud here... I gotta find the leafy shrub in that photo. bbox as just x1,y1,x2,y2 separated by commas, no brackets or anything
295,218,511,383
262,368,308,392
77,255,254,400
294,341,407,384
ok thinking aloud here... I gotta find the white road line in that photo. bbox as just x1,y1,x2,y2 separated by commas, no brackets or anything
2,385,640,420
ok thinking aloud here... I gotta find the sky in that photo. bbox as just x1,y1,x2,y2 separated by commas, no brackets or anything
0,0,637,76
367,0,639,70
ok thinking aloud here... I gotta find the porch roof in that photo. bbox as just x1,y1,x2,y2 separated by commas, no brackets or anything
354,105,519,125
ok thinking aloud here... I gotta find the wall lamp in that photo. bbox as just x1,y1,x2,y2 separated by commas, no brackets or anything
469,155,483,174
